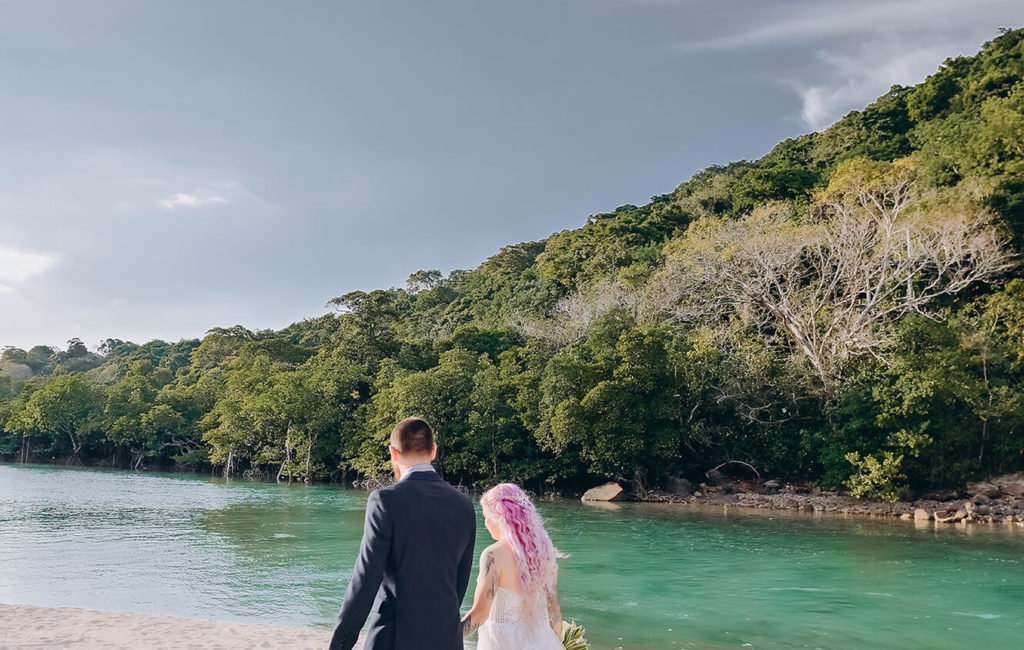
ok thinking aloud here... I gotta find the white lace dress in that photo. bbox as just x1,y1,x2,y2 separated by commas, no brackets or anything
477,586,564,650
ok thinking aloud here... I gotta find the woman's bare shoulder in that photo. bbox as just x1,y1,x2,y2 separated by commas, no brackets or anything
483,541,511,559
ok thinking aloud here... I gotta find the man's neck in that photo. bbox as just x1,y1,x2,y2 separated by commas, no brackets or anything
396,461,435,480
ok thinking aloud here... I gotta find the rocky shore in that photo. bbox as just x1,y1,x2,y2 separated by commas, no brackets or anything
582,474,1024,527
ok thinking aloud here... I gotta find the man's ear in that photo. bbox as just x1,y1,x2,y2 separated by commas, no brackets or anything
389,445,400,462
430,443,438,461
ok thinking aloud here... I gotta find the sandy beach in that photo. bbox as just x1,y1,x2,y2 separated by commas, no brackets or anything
0,603,344,650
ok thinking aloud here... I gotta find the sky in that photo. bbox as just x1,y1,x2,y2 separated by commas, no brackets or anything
0,0,1020,351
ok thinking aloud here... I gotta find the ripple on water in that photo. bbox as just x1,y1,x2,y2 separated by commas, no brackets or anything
765,587,837,592
952,612,1003,619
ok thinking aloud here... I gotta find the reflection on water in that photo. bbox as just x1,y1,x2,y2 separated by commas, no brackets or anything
2,464,1023,649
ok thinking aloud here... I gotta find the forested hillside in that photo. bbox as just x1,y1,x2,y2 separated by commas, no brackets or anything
3,30,1023,500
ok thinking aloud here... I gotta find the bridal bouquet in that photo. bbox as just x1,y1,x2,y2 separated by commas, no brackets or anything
560,620,589,650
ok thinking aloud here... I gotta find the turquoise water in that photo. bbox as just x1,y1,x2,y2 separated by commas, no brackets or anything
1,464,1023,649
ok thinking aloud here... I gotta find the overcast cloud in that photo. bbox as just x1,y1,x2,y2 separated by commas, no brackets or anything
0,0,1019,350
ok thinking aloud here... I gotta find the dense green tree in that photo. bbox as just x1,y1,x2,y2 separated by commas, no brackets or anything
359,349,480,482
1,347,27,365
104,361,175,468
327,289,409,374
24,346,55,374
7,374,103,463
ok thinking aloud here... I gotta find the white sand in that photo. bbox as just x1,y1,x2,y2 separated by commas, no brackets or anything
0,603,348,649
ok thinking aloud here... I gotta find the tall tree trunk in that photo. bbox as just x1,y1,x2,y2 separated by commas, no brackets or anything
979,354,992,470
67,428,82,465
224,444,234,478
304,431,318,485
490,413,498,477
286,422,294,484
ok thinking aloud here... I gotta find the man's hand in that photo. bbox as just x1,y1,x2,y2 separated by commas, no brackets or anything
461,612,481,639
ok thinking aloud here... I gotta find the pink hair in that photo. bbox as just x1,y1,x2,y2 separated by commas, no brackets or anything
480,483,561,620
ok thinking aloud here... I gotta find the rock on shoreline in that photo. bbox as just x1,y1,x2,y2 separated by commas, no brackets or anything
599,473,1024,527
581,482,626,502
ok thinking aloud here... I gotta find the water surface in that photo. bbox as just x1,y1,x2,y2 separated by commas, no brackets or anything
2,464,1022,649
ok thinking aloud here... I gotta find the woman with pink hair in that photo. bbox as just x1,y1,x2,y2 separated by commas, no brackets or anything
461,483,565,650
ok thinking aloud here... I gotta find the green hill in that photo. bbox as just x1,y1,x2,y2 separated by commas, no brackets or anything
3,29,1024,499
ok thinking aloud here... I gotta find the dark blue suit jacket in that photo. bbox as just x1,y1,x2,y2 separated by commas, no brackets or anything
329,470,476,650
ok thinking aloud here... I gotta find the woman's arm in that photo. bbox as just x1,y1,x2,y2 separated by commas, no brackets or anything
546,577,562,637
461,547,499,638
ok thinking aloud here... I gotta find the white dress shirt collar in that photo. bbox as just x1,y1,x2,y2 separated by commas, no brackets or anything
399,463,436,480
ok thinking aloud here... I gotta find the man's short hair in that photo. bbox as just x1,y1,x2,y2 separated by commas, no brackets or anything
390,417,434,455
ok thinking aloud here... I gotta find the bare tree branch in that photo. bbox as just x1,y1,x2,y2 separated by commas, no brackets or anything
655,165,1015,399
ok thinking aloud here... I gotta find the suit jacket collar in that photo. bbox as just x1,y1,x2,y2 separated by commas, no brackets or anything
404,470,443,482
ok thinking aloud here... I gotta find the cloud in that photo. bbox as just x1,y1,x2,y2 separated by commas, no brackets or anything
159,190,232,210
0,151,266,227
679,0,1016,52
795,41,952,130
0,245,58,292
665,0,1021,132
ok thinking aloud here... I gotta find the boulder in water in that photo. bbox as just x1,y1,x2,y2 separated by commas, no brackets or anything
582,482,625,502
913,508,932,521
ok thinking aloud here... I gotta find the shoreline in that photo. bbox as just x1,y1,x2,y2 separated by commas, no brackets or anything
0,603,342,650
6,461,1024,529
630,484,1024,528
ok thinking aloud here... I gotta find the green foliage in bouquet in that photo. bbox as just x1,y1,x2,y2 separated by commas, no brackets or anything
561,620,589,650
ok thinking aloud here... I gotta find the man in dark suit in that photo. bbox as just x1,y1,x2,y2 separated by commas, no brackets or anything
329,417,477,650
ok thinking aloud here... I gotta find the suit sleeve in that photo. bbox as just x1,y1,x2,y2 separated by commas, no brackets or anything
455,501,476,603
329,489,392,650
